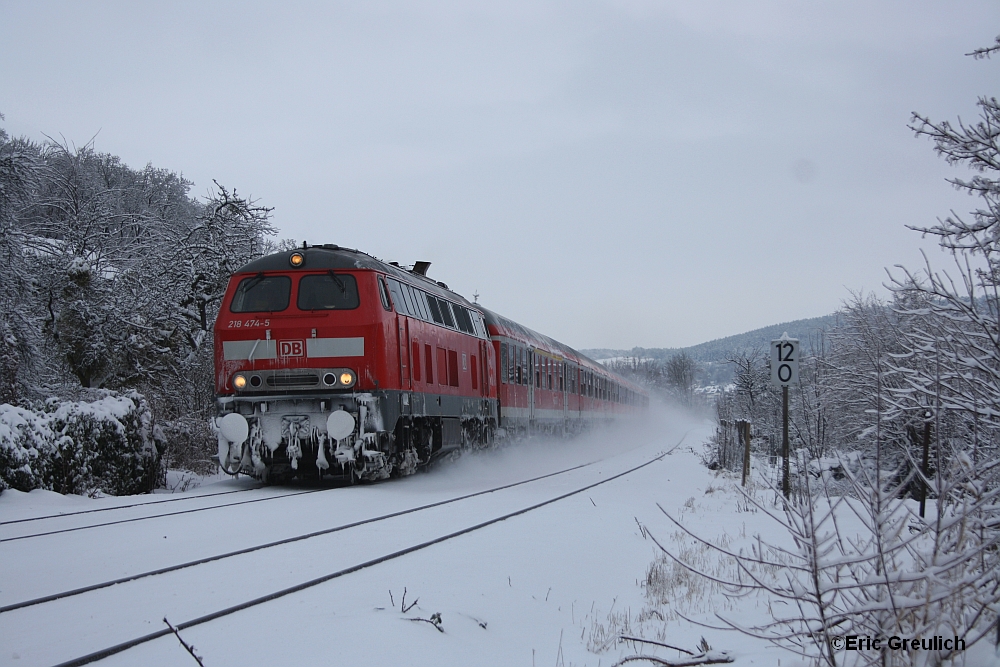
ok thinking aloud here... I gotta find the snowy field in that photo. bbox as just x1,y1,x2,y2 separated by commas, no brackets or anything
2,405,997,667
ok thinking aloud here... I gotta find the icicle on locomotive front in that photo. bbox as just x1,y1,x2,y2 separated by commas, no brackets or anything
212,244,499,483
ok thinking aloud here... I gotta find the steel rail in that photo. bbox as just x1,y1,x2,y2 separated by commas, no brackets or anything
0,488,326,543
0,487,261,526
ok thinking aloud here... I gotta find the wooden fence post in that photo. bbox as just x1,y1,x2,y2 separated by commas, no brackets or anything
740,420,751,486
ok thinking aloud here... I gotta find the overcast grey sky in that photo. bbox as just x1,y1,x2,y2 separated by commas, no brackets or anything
2,1,998,349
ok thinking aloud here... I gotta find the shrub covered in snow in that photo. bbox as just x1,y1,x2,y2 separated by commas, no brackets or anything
0,391,161,496
0,404,55,492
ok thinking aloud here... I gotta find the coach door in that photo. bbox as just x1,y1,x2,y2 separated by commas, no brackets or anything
562,361,569,426
478,340,488,397
527,349,535,424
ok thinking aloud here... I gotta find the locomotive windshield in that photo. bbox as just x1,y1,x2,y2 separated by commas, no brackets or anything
230,275,291,313
297,272,360,310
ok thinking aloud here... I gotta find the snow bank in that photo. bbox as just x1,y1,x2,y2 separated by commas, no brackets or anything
0,390,161,496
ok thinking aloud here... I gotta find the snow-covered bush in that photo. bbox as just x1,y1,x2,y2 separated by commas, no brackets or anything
157,415,217,475
0,403,55,491
0,391,161,495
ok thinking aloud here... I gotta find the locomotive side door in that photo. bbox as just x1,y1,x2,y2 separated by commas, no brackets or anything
479,340,489,397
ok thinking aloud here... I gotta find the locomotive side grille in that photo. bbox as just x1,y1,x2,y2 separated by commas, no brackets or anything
267,373,320,387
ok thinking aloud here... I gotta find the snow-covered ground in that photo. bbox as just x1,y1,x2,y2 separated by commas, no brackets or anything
2,405,997,667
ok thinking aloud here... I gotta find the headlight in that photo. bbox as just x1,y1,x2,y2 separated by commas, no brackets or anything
289,252,305,267
233,374,248,390
340,371,355,386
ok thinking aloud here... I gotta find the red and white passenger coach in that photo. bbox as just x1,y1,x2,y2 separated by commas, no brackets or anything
213,244,648,482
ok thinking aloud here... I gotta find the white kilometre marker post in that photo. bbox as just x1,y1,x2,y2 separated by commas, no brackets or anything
771,333,799,498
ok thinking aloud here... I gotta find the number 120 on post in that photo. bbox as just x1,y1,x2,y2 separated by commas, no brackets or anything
771,338,800,387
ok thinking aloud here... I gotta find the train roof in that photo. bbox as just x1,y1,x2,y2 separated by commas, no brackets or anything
233,244,481,312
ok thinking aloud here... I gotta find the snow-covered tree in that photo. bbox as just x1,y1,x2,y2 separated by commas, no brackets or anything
0,121,281,487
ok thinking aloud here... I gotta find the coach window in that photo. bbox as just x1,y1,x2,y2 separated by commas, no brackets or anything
500,343,508,384
230,275,291,313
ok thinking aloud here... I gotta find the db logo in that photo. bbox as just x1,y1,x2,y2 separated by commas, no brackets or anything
279,340,304,357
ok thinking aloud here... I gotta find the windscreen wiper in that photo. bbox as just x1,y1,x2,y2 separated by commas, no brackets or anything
328,270,347,294
242,272,266,292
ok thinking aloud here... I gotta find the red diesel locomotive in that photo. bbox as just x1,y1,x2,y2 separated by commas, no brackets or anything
213,244,648,482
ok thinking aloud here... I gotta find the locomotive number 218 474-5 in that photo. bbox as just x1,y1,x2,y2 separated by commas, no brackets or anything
227,319,270,328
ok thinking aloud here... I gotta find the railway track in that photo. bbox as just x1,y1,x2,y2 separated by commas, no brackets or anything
0,460,596,614
0,487,327,543
3,441,681,667
0,485,261,527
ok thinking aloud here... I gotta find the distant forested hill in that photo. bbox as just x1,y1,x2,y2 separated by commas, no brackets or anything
582,313,838,385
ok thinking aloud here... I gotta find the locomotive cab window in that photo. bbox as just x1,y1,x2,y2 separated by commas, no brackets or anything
230,275,291,313
298,273,360,310
378,277,392,311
